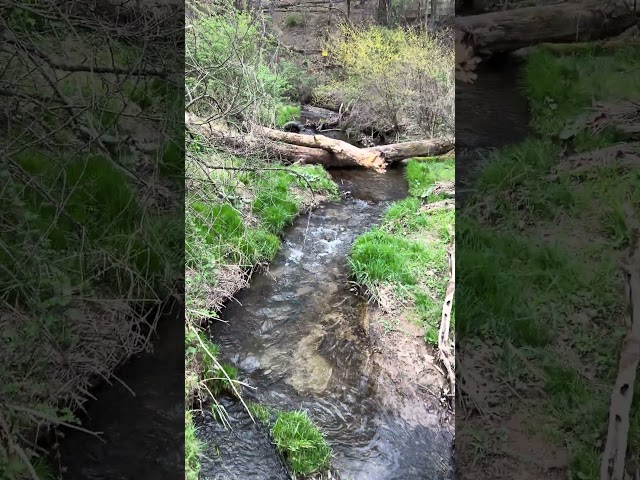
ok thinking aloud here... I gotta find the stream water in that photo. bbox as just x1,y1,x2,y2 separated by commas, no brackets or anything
456,54,531,201
198,167,454,480
54,305,185,479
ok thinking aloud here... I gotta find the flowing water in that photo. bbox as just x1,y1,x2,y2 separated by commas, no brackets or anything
198,167,454,480
54,306,185,479
456,55,531,202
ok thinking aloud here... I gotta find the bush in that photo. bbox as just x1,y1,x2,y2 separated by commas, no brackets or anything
186,2,300,126
316,25,454,139
285,13,306,27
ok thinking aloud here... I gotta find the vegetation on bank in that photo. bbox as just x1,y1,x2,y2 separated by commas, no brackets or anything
459,46,640,478
1,5,182,478
185,2,456,477
184,134,339,476
185,3,339,478
349,158,455,345
315,25,455,139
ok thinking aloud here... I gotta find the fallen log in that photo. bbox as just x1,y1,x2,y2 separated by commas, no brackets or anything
456,0,637,81
600,205,640,480
255,125,387,172
187,113,454,172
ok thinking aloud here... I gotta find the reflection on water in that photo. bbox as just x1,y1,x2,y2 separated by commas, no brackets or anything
199,167,454,480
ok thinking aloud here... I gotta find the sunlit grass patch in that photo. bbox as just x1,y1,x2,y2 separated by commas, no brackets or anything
349,158,454,346
271,410,332,476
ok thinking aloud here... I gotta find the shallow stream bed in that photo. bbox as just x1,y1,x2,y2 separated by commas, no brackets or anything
199,167,454,480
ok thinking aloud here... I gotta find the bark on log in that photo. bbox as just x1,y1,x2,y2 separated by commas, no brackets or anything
255,125,387,172
456,0,638,81
600,205,640,480
187,113,454,172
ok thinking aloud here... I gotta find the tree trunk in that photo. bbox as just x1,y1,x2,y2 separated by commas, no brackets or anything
186,113,453,173
456,0,637,81
255,125,387,171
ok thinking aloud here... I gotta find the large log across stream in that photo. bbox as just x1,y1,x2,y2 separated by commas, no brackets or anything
186,113,454,173
456,0,638,81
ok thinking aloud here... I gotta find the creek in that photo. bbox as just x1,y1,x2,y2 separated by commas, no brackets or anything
456,54,531,202
198,166,454,480
54,304,185,479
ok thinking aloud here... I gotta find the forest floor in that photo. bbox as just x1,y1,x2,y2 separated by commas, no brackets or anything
457,42,640,480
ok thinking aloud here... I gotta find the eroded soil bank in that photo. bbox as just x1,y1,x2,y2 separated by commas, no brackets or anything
198,167,454,480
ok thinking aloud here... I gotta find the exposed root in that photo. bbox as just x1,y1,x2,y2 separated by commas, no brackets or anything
438,238,456,410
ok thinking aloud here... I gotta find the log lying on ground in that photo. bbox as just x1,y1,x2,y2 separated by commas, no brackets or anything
186,113,454,172
600,205,640,480
456,0,637,81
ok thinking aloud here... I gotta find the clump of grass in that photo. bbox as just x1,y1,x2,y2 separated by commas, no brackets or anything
271,410,332,476
348,158,454,346
185,410,202,480
284,13,306,28
275,104,301,127
406,157,454,199
247,402,272,426
350,228,437,286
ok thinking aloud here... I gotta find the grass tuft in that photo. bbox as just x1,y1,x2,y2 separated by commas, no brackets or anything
271,410,332,476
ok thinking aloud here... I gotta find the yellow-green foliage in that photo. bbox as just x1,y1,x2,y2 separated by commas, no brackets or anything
317,25,454,138
330,25,451,81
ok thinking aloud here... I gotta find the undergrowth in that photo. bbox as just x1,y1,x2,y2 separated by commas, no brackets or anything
459,45,640,478
185,136,338,478
349,157,454,345
315,25,454,139
1,6,183,476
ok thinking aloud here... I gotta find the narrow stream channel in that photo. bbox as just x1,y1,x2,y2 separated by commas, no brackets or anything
54,306,185,479
198,167,454,480
456,54,531,202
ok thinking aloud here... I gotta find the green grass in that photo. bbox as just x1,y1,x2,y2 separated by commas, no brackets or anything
349,157,454,345
1,76,183,477
461,45,640,478
185,148,339,479
275,104,301,127
186,410,202,480
284,13,306,28
524,46,640,137
406,157,455,199
271,410,332,476
247,402,272,426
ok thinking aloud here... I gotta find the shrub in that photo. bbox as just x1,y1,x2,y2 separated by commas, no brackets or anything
186,3,296,125
317,25,454,139
285,13,306,27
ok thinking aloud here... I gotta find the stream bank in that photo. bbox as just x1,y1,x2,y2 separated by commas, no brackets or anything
199,166,454,480
457,42,640,480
